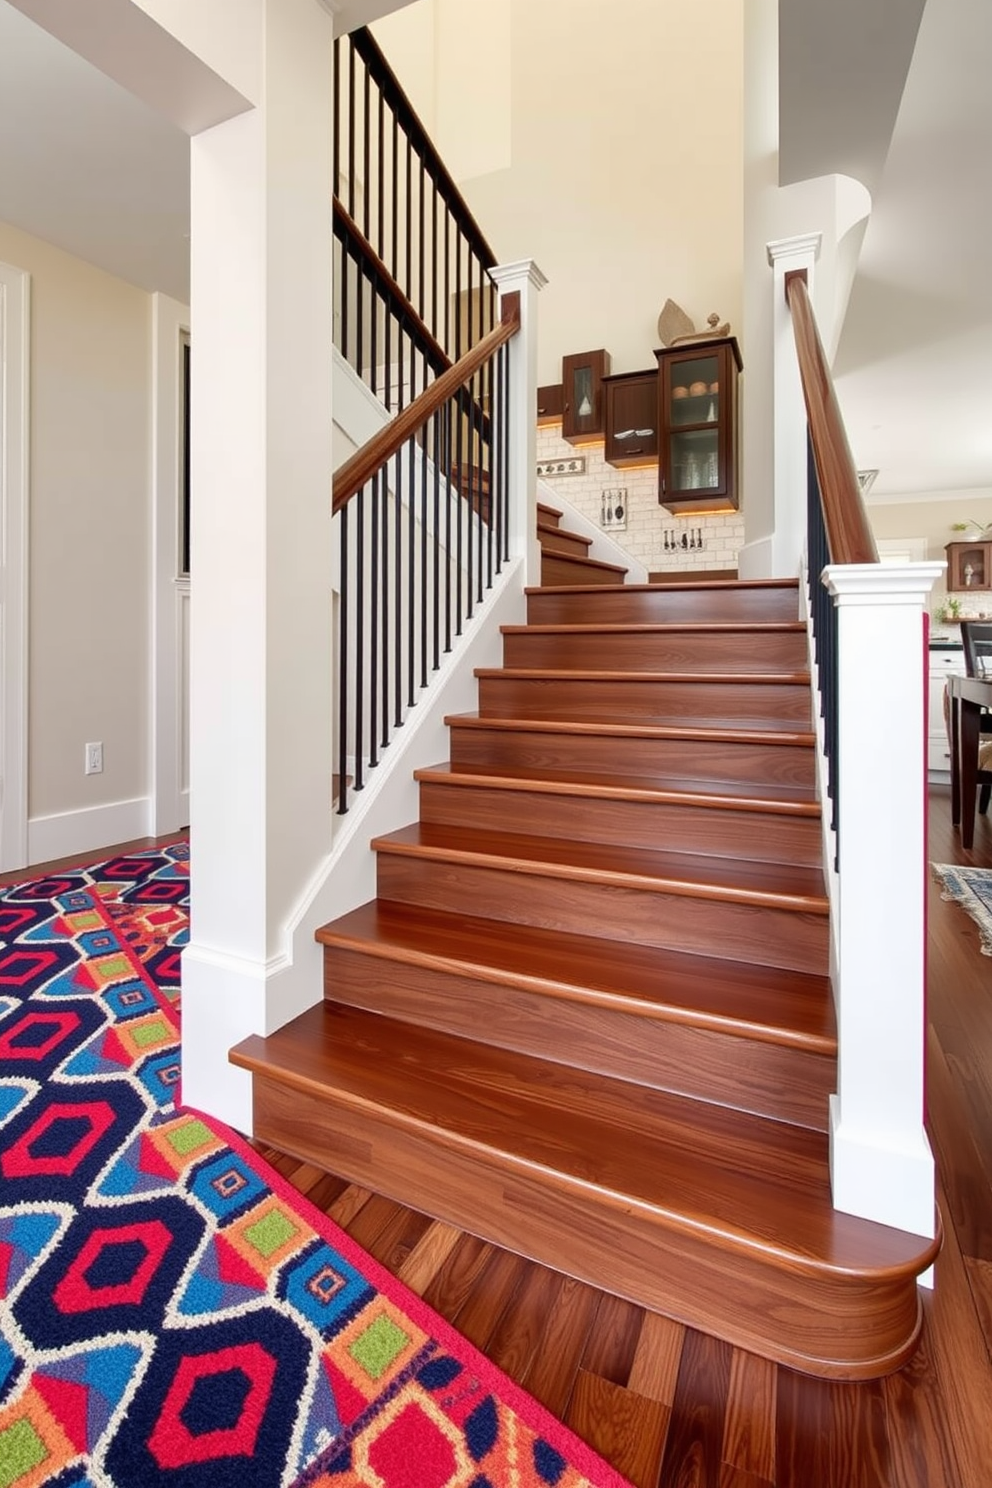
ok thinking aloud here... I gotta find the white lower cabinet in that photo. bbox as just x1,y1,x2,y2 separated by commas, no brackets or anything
928,648,966,777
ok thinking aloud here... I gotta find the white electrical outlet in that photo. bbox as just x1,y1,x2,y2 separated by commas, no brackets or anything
85,742,103,775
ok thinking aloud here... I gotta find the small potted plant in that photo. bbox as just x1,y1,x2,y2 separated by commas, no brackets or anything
940,596,962,623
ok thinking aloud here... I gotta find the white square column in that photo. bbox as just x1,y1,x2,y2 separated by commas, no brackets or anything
181,0,335,1132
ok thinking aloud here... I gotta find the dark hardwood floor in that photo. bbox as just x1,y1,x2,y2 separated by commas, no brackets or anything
5,795,991,1485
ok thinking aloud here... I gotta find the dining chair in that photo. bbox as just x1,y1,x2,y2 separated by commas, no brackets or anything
959,621,992,814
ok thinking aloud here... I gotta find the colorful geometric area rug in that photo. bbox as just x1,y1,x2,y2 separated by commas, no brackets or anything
932,863,992,955
0,847,630,1488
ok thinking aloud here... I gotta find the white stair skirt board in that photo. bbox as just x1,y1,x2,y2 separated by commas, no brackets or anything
27,797,153,868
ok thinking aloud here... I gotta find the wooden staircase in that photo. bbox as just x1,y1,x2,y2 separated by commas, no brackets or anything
232,499,938,1381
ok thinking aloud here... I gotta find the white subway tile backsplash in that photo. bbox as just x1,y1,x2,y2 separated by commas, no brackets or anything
536,423,744,573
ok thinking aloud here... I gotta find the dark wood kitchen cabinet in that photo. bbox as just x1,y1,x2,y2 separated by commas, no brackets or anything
536,383,564,425
603,369,658,467
656,336,742,515
561,349,611,444
945,540,992,592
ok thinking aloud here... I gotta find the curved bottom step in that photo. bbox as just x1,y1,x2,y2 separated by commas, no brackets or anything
231,1003,939,1381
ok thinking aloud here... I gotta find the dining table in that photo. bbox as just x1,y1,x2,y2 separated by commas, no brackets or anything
947,672,992,848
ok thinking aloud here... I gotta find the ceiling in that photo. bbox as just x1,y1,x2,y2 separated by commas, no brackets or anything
0,0,988,505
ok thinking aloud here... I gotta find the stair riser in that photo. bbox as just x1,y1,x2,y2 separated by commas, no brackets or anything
527,588,799,624
541,554,625,587
322,948,833,1129
376,855,829,975
537,504,562,528
478,676,812,726
502,630,808,674
418,780,823,867
538,528,590,558
448,723,817,789
251,1076,924,1380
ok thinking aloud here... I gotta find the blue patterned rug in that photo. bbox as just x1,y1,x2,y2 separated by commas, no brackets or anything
0,847,630,1488
932,863,992,955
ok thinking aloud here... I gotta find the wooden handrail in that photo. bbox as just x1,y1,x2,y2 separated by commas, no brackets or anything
332,293,520,515
785,273,878,566
347,27,497,273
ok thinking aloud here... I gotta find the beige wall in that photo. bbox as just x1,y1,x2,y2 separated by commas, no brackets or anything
0,221,150,821
374,0,744,385
868,488,992,617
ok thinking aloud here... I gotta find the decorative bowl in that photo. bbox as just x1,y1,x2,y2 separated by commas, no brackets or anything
688,381,708,396
672,386,689,399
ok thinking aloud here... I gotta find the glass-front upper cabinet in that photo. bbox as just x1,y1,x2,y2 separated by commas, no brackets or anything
561,349,611,444
656,337,742,515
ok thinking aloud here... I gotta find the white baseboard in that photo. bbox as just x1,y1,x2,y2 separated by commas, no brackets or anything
27,796,152,867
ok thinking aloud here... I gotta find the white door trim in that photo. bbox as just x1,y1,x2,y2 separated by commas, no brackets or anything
150,291,191,836
0,260,29,872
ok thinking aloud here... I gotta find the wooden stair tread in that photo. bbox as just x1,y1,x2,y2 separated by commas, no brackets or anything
447,712,816,748
537,522,592,547
537,501,563,520
501,622,808,636
477,667,811,685
316,900,836,1051
525,579,800,596
542,553,628,575
470,706,814,736
415,760,821,813
233,1003,934,1278
371,821,828,912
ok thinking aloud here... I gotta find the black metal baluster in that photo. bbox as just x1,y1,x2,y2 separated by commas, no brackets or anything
354,484,365,791
337,504,349,814
391,108,399,285
492,347,502,578
501,340,511,563
407,418,416,707
340,242,350,364
444,212,451,363
484,350,493,590
421,405,429,688
369,471,379,767
377,86,385,261
455,373,464,635
347,39,356,222
444,400,453,652
431,170,439,343
393,448,403,729
418,155,426,332
432,409,441,671
356,258,365,385
380,455,390,749
405,137,413,385
362,60,371,241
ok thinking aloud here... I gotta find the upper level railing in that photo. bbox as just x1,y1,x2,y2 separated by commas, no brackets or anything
332,295,521,814
333,26,498,414
785,270,878,845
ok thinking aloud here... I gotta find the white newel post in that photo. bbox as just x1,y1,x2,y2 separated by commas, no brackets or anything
489,260,547,588
766,233,821,579
826,562,944,1249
